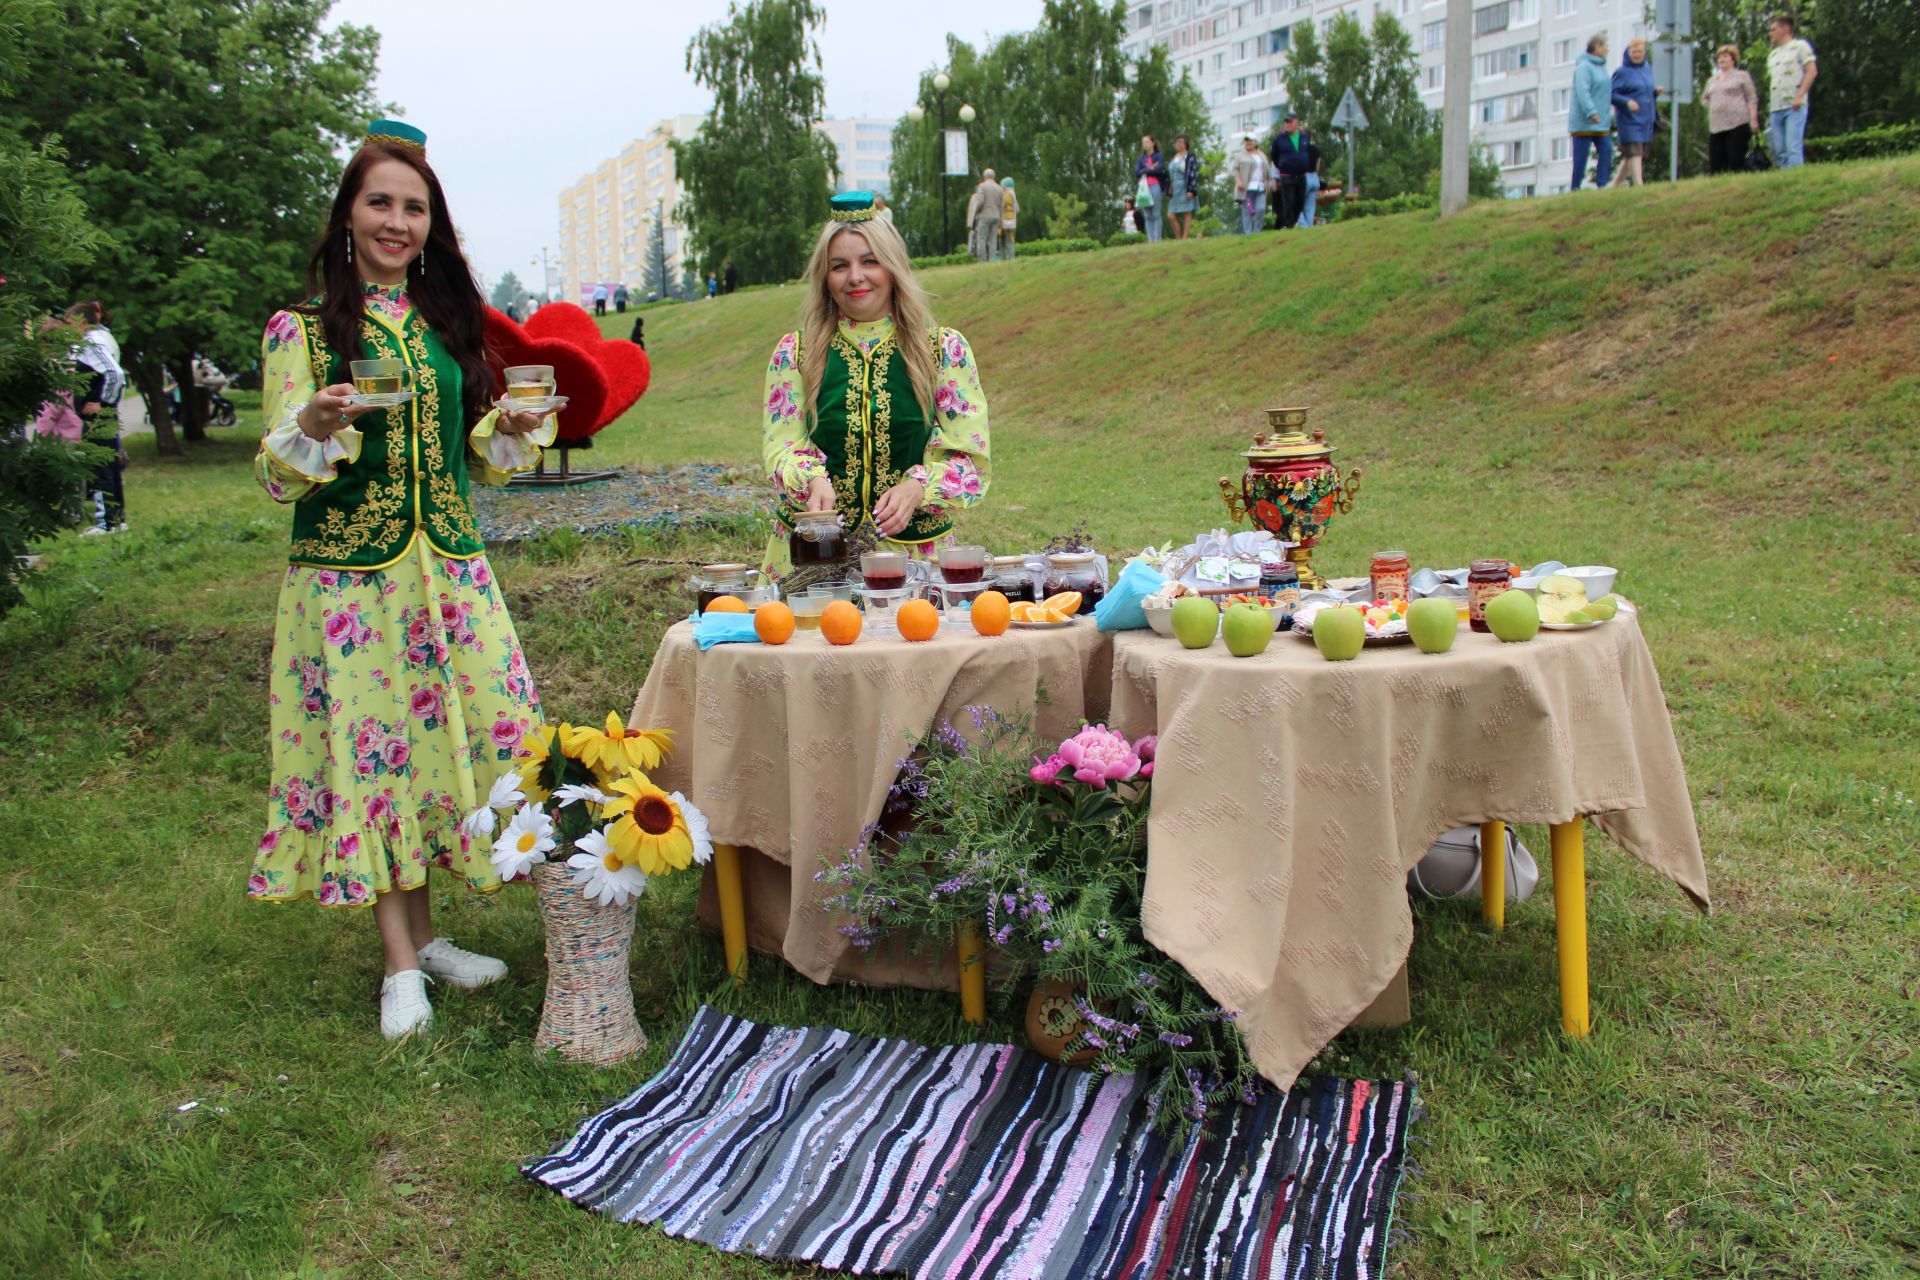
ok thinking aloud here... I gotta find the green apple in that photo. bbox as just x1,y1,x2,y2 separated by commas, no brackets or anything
1170,596,1219,649
1585,595,1619,621
1536,573,1589,623
1313,605,1366,661
1222,601,1275,657
1564,609,1592,625
1485,589,1540,642
1406,597,1458,654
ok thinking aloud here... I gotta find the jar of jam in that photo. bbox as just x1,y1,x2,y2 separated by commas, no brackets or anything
1258,557,1301,618
989,554,1038,603
1043,553,1106,614
1370,550,1410,604
788,511,849,573
1468,559,1512,632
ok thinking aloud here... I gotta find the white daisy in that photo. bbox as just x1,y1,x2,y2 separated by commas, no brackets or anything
552,782,613,809
461,805,497,840
490,802,556,880
673,792,715,866
567,829,648,907
487,772,528,811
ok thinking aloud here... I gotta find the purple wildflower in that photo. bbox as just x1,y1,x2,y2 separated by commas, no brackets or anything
1159,1032,1194,1047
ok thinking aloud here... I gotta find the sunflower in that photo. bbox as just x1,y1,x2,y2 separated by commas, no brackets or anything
601,771,695,875
513,723,564,802
561,713,675,780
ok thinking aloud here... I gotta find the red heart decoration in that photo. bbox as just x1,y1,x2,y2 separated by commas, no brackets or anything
483,303,650,445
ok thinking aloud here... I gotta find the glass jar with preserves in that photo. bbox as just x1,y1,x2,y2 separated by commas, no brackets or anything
1467,559,1512,633
989,554,1038,603
1043,553,1105,614
1258,556,1301,618
1370,550,1410,604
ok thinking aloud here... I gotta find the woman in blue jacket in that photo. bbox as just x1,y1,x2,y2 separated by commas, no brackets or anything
1611,38,1660,187
1568,35,1613,189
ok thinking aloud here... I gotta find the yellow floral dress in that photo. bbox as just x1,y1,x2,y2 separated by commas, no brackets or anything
760,315,990,579
248,284,555,907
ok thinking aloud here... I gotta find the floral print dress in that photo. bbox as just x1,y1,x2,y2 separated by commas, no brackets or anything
760,316,990,579
249,286,548,907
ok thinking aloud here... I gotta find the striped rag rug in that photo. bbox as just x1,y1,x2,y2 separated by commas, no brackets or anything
524,1005,1417,1280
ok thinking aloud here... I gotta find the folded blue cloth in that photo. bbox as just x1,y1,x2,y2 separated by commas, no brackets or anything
1095,558,1167,632
692,612,763,650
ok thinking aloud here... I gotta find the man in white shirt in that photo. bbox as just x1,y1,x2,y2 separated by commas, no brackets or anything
1765,12,1818,167
968,170,1005,262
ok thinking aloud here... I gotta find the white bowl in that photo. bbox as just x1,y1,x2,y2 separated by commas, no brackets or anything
1143,599,1217,638
1562,565,1617,601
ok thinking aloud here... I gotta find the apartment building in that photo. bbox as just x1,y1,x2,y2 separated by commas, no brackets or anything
814,116,897,196
556,114,704,304
1120,0,1654,199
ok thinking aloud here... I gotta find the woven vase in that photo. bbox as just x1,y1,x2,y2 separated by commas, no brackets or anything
531,863,647,1065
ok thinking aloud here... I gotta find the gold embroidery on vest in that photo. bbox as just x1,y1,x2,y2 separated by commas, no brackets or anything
289,319,410,561
871,336,897,497
829,332,864,520
404,313,481,546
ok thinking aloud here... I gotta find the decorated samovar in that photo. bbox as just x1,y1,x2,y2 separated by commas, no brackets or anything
1218,406,1362,590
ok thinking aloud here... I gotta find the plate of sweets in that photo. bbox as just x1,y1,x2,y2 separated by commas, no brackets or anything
1291,598,1414,645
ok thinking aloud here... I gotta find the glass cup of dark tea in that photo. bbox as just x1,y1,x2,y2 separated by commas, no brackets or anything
937,544,988,585
860,551,909,592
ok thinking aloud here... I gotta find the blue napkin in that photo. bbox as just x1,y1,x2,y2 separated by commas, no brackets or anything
1095,558,1167,632
691,612,763,650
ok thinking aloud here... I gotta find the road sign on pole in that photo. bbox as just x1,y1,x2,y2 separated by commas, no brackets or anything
1331,86,1369,200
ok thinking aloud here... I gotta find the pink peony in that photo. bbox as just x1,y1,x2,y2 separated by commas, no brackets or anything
366,793,392,822
257,831,280,854
313,787,338,820
317,570,339,588
355,756,376,776
472,561,491,587
316,879,340,905
247,874,270,895
343,880,368,904
337,832,361,860
383,739,410,770
285,777,313,815
1055,724,1142,788
322,611,354,646
1133,735,1157,779
354,724,380,753
489,719,522,749
1029,753,1069,787
409,686,443,721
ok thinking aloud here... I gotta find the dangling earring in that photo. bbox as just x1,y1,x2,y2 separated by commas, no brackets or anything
344,229,352,264
418,243,427,277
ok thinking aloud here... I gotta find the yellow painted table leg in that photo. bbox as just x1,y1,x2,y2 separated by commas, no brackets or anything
712,842,748,981
1551,818,1590,1037
1479,820,1507,931
957,922,988,1025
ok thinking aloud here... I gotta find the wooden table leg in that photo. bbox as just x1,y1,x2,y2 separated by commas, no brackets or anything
712,842,748,981
956,922,988,1024
1551,818,1590,1037
1479,820,1507,931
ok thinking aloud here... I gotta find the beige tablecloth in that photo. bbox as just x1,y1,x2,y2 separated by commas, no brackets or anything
628,619,1113,984
1107,611,1709,1090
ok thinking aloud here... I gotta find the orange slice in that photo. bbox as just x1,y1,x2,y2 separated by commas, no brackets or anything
1009,602,1040,622
1041,592,1082,616
1040,607,1070,623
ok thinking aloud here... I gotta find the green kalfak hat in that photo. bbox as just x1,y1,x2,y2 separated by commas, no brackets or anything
365,119,427,153
829,191,879,223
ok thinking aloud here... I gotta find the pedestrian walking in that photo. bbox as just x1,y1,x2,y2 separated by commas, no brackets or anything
1570,35,1614,188
1610,38,1660,187
1702,45,1761,174
1230,134,1272,235
1765,13,1817,168
66,301,128,534
1133,136,1168,242
1166,134,1200,239
707,273,719,300
1298,136,1324,227
593,282,608,315
968,169,1005,262
1269,115,1312,229
723,259,739,293
999,177,1019,259
613,283,629,313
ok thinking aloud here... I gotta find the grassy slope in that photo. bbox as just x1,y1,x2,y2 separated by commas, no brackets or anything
2,158,1916,1279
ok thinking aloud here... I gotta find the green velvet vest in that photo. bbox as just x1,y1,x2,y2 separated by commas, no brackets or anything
788,327,950,544
287,306,484,569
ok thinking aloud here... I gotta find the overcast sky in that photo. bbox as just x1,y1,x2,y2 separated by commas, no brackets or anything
328,0,1043,289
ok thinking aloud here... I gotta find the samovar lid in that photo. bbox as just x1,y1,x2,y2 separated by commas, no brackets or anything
1243,427,1334,461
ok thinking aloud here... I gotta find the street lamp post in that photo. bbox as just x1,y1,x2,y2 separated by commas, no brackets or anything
531,244,557,305
907,73,975,254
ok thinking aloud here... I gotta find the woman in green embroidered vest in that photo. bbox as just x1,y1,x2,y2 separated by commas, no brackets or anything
761,192,991,580
249,120,555,1040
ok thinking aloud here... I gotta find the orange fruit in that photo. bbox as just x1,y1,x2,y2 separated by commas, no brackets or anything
1009,602,1039,622
753,601,795,645
820,600,863,646
1042,592,1083,616
705,595,749,614
896,598,940,642
970,590,1011,637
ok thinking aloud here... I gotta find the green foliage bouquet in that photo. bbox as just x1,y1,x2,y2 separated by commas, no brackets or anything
817,707,1257,1132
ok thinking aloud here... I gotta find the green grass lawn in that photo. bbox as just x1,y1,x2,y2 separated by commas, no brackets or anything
3,157,1917,1278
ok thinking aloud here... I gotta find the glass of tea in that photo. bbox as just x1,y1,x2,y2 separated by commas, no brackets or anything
348,358,411,401
790,590,830,631
937,544,988,585
860,551,909,592
503,364,556,401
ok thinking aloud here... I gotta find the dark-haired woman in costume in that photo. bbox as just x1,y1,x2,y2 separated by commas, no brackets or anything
248,121,554,1039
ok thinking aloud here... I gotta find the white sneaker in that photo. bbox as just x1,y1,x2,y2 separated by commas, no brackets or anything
380,969,433,1039
416,936,507,989
80,526,107,536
